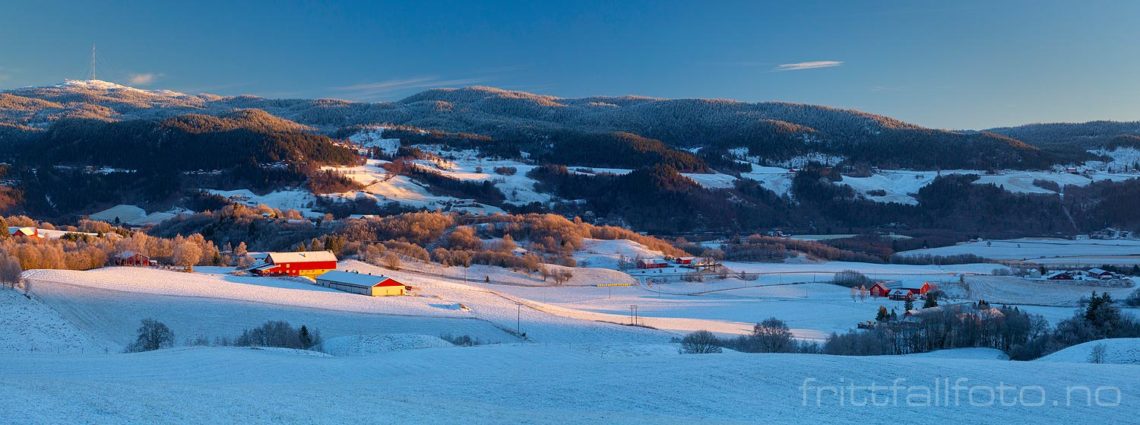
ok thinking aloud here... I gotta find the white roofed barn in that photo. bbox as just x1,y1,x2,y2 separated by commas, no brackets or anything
315,271,407,297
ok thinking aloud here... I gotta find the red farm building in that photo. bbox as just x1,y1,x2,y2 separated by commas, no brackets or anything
870,281,934,299
637,258,669,269
251,251,338,277
8,226,43,240
112,251,153,267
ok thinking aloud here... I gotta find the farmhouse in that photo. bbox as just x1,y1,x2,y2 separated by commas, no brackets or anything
673,257,695,266
637,258,669,269
315,271,406,297
112,251,153,267
1043,271,1074,281
869,282,892,298
870,281,934,299
8,226,43,239
251,251,338,277
1086,268,1116,280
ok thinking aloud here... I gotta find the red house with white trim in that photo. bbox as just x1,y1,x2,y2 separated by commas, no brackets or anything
251,251,338,277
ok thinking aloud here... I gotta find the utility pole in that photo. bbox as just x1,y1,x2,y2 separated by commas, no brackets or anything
516,303,521,335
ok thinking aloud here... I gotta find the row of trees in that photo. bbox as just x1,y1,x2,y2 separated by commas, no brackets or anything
0,215,241,283
681,293,1140,361
126,319,322,353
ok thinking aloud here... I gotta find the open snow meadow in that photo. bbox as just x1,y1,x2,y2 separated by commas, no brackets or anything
3,239,1139,423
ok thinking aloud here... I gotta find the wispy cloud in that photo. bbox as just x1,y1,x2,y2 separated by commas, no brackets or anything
774,61,843,72
333,76,486,101
127,72,160,85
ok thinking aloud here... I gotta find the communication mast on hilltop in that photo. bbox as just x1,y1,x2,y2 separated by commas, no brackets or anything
89,43,97,81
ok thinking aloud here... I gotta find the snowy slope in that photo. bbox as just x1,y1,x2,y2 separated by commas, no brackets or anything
898,238,1140,264
205,189,322,218
347,127,401,156
573,238,667,269
22,265,669,346
906,347,1009,360
1038,338,1140,364
409,146,553,206
0,344,1137,424
320,158,507,214
0,289,106,354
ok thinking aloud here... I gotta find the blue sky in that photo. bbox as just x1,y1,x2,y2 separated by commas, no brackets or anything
1,0,1138,129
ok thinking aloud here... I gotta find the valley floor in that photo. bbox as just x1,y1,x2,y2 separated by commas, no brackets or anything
3,253,1139,423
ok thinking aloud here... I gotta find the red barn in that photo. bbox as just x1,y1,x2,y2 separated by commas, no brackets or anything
252,251,338,277
1044,271,1074,280
112,251,152,267
637,258,669,269
8,226,43,240
869,282,893,298
870,281,933,298
903,282,934,296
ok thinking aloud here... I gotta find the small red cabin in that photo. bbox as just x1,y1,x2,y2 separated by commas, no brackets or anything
252,251,338,277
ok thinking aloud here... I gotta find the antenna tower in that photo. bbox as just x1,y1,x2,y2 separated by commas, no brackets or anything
90,43,97,81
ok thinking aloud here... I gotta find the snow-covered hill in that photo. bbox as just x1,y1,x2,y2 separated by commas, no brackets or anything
1,342,1137,423
4,257,1139,423
1038,338,1140,365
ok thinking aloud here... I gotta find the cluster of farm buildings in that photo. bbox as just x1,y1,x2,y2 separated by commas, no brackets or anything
635,256,716,270
107,246,408,297
1040,268,1128,281
247,251,407,297
867,281,935,301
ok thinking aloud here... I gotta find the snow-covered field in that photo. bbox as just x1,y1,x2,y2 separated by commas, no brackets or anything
573,238,667,269
206,189,323,218
22,263,665,347
1039,338,1140,365
3,342,1137,423
4,253,1140,422
0,289,107,354
898,238,1140,265
961,275,1136,307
